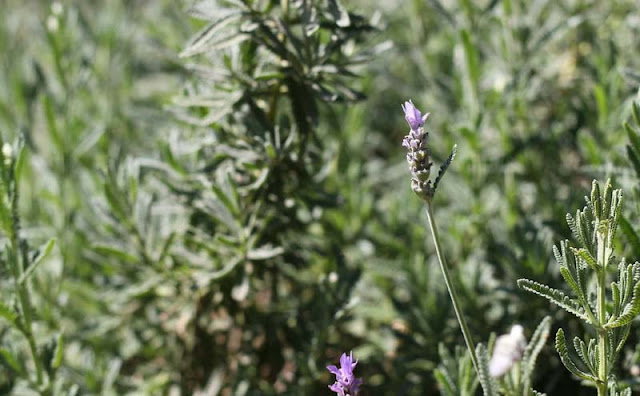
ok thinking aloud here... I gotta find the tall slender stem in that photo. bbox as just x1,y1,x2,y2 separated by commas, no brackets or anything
596,231,608,396
425,203,479,373
5,162,45,389
597,273,608,396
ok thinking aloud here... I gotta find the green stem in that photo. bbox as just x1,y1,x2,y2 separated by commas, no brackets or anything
9,250,43,387
426,203,479,374
7,171,45,388
596,232,608,396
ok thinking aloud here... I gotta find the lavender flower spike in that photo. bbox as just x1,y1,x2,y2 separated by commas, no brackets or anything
327,351,363,396
401,99,428,131
401,100,434,201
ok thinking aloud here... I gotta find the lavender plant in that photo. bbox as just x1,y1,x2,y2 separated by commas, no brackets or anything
474,316,552,396
400,100,475,372
619,101,640,259
83,0,376,393
0,138,65,395
519,180,637,396
434,343,478,396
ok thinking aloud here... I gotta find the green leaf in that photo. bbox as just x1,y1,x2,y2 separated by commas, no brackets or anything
52,333,64,370
0,348,24,374
460,30,480,92
613,324,631,354
0,300,17,326
103,181,129,221
572,336,596,375
327,0,351,27
611,282,621,317
521,316,552,389
633,101,640,126
247,245,285,260
13,141,27,185
559,267,583,300
606,277,640,329
624,122,640,154
593,84,608,128
207,257,242,281
180,13,244,57
92,244,140,264
19,238,55,284
555,329,597,382
566,213,586,253
517,279,589,322
573,247,597,271
43,94,63,151
434,144,457,193
211,180,240,218
475,343,497,396
434,368,457,396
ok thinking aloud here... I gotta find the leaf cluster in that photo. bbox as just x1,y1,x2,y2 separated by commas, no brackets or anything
475,316,551,396
519,180,637,393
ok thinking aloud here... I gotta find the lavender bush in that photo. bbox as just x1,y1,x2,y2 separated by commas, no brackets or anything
1,0,640,395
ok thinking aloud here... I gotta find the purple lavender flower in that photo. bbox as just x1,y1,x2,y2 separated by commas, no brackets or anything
401,100,426,131
327,351,363,396
401,100,434,201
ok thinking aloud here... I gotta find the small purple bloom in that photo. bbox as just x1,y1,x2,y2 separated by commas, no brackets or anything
327,351,363,396
401,100,435,201
401,100,425,131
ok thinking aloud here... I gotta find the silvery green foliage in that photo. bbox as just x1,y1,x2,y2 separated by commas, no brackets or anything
519,180,636,395
90,0,375,393
0,139,70,395
474,316,551,396
434,343,479,396
619,101,640,258
0,2,187,393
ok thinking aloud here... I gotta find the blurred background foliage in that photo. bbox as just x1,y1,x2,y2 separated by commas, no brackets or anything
1,0,640,395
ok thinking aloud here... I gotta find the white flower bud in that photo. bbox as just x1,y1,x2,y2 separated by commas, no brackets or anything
489,324,527,378
2,143,12,165
51,2,63,16
328,272,338,284
46,15,59,32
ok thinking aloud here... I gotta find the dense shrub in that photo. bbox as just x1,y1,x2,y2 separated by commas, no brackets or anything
1,0,640,395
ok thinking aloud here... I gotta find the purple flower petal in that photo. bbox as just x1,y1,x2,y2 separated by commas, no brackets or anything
401,100,424,131
327,351,362,396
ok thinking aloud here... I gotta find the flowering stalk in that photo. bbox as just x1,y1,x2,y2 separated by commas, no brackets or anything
401,101,478,373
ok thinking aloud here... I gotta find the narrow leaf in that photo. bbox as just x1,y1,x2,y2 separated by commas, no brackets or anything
180,13,243,57
19,238,55,284
0,300,17,325
476,343,497,396
606,278,640,329
247,245,285,260
433,144,457,193
0,348,24,374
92,245,139,264
52,333,64,370
521,316,552,389
555,329,597,382
518,279,589,322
